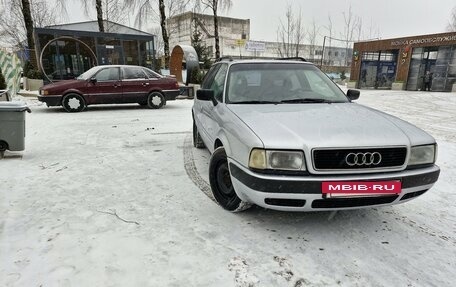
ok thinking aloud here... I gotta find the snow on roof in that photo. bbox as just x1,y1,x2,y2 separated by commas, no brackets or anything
45,20,152,36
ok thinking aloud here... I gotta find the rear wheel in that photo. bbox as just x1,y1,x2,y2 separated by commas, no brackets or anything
62,93,86,112
209,147,252,212
147,92,165,109
0,140,8,152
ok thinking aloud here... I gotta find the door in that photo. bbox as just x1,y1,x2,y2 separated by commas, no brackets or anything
97,45,124,65
195,64,222,144
86,67,123,104
407,48,437,91
202,63,229,142
121,66,149,103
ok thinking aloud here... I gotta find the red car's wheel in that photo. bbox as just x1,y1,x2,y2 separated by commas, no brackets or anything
62,93,86,113
147,92,165,109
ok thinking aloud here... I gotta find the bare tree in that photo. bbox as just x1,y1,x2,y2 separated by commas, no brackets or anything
356,16,363,41
294,8,305,57
276,5,310,59
104,0,129,31
325,14,333,65
448,7,456,32
0,0,60,49
125,0,190,67
200,0,232,59
276,5,295,58
307,19,320,62
76,0,128,32
341,5,358,66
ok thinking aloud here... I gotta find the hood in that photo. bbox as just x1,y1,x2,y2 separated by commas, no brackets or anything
42,79,84,90
227,103,433,150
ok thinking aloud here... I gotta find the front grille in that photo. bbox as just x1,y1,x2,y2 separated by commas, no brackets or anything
265,198,306,207
313,147,407,170
311,195,399,208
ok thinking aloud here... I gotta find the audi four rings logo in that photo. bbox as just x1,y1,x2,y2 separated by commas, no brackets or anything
345,152,382,166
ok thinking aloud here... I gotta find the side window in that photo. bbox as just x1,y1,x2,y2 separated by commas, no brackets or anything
122,67,147,80
95,68,119,81
143,68,160,79
210,64,228,102
201,64,221,89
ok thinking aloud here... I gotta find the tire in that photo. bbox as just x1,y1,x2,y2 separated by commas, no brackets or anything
0,140,8,152
209,147,252,212
193,121,205,148
62,93,86,113
147,92,165,109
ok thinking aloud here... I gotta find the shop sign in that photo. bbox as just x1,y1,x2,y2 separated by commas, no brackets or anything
391,35,456,47
245,41,266,52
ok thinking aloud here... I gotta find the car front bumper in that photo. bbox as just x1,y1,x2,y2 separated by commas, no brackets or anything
228,160,440,211
37,95,62,107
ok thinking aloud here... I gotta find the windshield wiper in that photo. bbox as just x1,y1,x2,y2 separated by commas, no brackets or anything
230,100,281,104
280,98,334,104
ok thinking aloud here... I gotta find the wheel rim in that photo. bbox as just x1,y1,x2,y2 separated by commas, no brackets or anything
151,94,162,106
216,161,235,199
67,97,81,110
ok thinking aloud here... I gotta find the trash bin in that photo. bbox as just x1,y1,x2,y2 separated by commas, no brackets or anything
0,101,31,152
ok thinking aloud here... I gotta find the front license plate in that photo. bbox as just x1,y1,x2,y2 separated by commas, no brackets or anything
322,181,401,198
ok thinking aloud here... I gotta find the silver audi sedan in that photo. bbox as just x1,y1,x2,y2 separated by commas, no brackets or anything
192,59,440,212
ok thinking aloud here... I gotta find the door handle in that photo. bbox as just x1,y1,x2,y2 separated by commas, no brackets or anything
113,83,120,88
142,82,150,86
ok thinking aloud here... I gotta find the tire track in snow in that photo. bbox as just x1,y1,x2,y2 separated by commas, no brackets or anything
183,135,216,202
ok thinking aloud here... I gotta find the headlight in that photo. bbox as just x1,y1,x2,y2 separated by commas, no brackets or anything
40,90,49,95
249,148,305,171
408,144,436,166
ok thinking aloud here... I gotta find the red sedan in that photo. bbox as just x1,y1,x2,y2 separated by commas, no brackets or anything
38,65,181,112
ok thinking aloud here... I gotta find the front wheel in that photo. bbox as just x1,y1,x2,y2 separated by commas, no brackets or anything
62,93,86,112
193,121,205,148
147,92,165,109
209,147,252,212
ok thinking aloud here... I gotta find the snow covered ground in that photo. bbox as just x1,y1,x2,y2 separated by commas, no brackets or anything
1,90,455,286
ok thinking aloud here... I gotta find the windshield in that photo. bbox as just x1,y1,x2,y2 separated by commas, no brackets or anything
76,66,102,80
226,63,349,104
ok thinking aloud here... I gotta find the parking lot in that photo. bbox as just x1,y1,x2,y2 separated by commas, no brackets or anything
1,90,455,286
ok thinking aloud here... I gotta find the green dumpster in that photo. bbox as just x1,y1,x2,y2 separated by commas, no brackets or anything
0,102,31,152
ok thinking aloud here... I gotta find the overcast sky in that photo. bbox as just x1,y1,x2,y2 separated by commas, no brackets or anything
64,0,456,43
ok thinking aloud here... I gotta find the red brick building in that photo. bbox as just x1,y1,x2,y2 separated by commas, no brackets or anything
350,32,456,92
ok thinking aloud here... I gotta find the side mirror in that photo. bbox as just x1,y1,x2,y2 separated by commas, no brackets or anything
196,89,217,105
89,77,97,84
347,89,360,101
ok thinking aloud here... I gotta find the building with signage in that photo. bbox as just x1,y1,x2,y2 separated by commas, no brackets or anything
167,12,351,68
350,32,456,92
34,20,155,81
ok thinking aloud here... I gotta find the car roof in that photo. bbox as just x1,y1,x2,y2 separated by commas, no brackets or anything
93,65,152,69
214,58,316,66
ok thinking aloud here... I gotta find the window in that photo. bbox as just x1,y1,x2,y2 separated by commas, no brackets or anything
202,64,221,89
143,68,161,79
226,63,348,103
94,68,120,81
211,64,228,102
362,52,380,61
122,67,147,80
